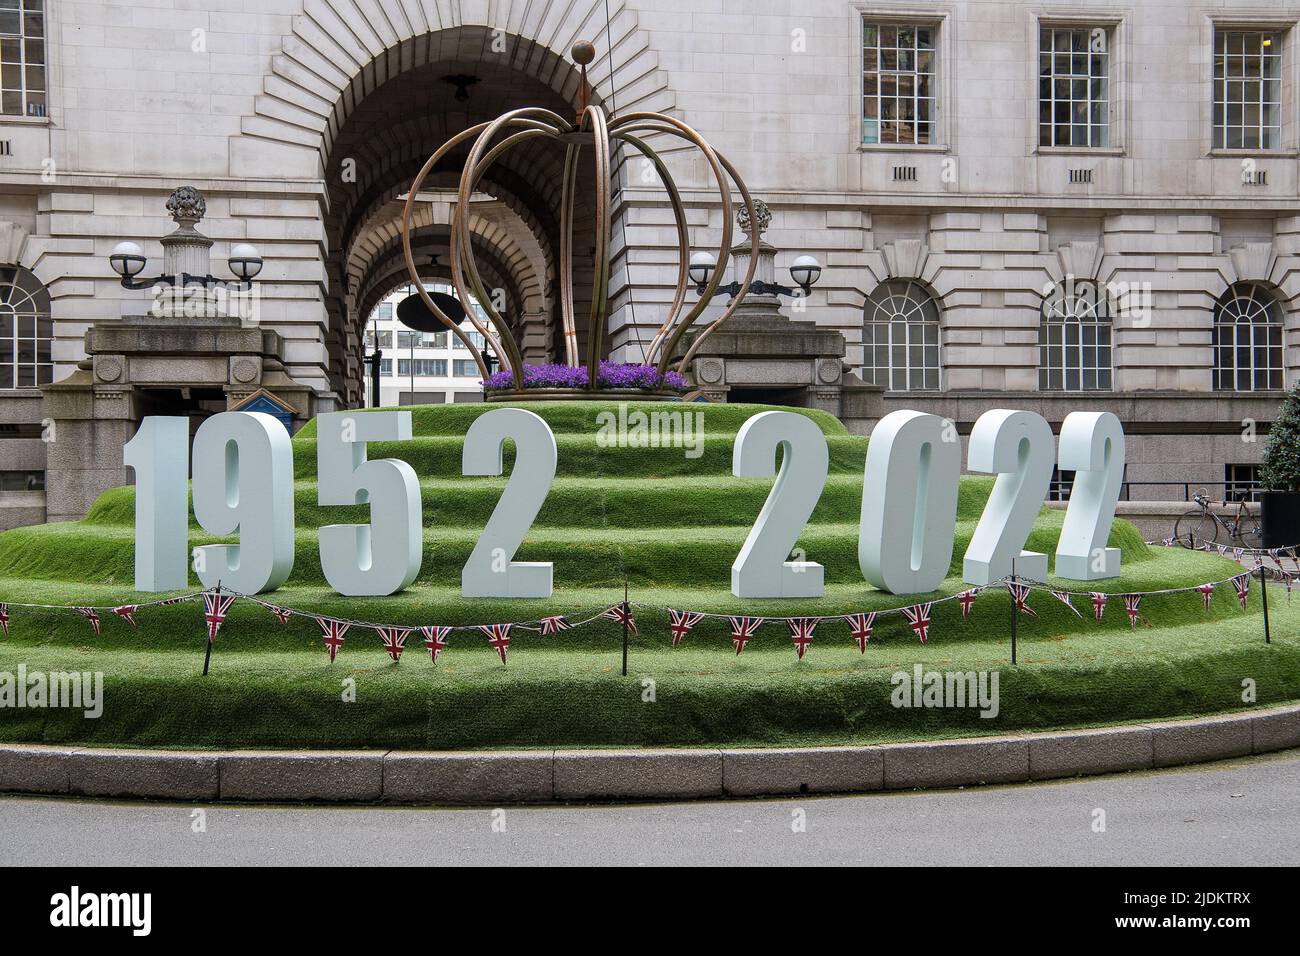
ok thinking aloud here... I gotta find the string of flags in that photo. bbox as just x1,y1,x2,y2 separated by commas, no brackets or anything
0,565,1271,666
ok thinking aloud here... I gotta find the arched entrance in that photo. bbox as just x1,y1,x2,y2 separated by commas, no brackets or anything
319,26,611,407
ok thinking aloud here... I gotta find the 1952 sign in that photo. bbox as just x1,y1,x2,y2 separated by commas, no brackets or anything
124,407,1124,600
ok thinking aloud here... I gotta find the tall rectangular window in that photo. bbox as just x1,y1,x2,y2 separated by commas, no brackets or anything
1214,29,1282,150
452,359,478,377
0,0,44,117
1039,27,1109,147
862,21,936,145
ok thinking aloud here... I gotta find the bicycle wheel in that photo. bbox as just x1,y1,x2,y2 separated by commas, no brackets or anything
1235,516,1264,552
1173,511,1217,548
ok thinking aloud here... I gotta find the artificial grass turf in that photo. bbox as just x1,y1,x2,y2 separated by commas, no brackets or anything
0,398,1288,750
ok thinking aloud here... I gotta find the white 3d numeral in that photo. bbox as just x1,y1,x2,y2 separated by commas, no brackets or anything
462,408,556,598
317,411,422,596
963,409,1055,585
1054,411,1125,580
191,411,295,594
123,416,190,592
860,410,960,594
732,411,828,598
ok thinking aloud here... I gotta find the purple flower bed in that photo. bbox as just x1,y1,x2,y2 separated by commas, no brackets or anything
483,361,690,393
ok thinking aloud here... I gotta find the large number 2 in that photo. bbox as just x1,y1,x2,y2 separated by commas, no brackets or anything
461,408,557,598
963,410,1055,586
732,411,828,598
191,412,296,595
317,411,422,596
1054,411,1124,580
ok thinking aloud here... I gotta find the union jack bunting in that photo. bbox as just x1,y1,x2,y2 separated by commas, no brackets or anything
1123,594,1142,627
728,616,763,655
667,609,703,647
263,603,293,625
902,603,933,644
0,603,8,637
77,607,101,637
1232,573,1250,610
421,626,450,664
600,604,637,635
1233,547,1245,562
539,615,572,636
375,627,411,663
788,618,817,660
202,591,236,643
1197,583,1215,610
957,589,978,619
1285,574,1296,601
1008,583,1038,618
1217,545,1229,558
1090,592,1108,622
479,623,512,664
1050,590,1082,618
844,612,875,653
159,596,190,606
318,618,350,662
112,605,139,627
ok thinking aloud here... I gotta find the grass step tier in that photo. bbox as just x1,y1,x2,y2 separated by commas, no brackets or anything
0,400,1286,751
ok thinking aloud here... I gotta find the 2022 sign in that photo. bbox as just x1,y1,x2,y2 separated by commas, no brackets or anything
124,407,1124,599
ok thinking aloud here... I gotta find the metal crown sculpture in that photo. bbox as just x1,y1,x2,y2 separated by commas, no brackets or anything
401,39,759,392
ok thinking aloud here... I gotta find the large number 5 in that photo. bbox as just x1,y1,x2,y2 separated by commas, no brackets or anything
191,412,295,594
1054,411,1124,579
732,411,828,598
317,411,422,596
963,410,1055,585
462,408,556,598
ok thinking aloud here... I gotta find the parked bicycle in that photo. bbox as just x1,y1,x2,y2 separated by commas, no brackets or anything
1172,491,1263,550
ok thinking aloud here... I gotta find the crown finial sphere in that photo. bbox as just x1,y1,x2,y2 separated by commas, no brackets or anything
572,40,596,66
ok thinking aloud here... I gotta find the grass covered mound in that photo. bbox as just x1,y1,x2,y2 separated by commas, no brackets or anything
0,400,1294,751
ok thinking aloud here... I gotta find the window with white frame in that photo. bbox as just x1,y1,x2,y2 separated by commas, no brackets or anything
1213,29,1282,150
1224,463,1260,502
0,265,52,388
1039,279,1113,390
861,279,941,391
862,21,937,145
0,0,44,118
1213,281,1284,391
1038,26,1110,148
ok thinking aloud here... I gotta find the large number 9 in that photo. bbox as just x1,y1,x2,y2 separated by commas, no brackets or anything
317,410,422,596
191,412,295,595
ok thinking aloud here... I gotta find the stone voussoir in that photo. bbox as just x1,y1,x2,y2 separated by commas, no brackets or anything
553,749,722,800
1029,725,1154,780
0,744,75,795
1150,712,1254,768
383,750,554,804
883,736,1031,790
219,751,384,802
722,746,884,797
68,748,218,800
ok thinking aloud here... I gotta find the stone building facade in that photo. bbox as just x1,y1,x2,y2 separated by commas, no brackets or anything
2,0,1299,526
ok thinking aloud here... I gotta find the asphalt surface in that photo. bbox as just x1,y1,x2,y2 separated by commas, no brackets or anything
1,751,1297,866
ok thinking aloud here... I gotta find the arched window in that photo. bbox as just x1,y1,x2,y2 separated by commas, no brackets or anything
1213,281,1283,391
0,266,52,389
861,279,941,391
1038,279,1113,391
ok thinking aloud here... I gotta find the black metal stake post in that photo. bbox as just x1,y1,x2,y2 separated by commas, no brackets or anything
1009,570,1018,666
1259,563,1271,644
201,582,219,676
621,576,629,677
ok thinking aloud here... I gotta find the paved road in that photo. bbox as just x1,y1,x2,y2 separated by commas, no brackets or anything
2,752,1297,866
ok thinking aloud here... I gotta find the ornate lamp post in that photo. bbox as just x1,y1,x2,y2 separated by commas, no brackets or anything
687,200,823,300
108,186,263,292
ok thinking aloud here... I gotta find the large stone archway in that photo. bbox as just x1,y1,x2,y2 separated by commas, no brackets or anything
238,2,683,409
